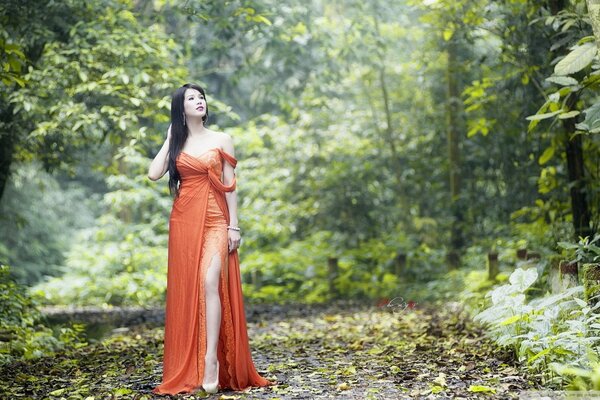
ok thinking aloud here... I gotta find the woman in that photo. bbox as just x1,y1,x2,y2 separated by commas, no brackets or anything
148,83,273,395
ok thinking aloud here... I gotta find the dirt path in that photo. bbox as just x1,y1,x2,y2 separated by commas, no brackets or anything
1,301,543,399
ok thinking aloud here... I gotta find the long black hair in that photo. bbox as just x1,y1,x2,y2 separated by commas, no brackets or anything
168,83,210,198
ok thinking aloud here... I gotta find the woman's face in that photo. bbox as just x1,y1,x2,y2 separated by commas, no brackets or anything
183,88,206,119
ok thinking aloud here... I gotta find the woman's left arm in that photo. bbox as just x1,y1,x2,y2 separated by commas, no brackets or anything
223,134,240,252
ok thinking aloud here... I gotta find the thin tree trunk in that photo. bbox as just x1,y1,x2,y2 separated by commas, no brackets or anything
378,66,399,160
0,104,17,203
446,36,464,268
372,11,400,162
116,153,132,223
563,94,592,239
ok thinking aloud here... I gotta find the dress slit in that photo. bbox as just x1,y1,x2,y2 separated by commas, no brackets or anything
198,188,228,390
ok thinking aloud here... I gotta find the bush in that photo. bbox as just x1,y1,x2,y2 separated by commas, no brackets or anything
29,150,170,307
473,267,600,387
0,264,87,366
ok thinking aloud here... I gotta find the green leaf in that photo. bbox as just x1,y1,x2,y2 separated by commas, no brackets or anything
526,109,563,121
49,388,67,395
509,268,538,292
529,347,551,363
500,315,521,325
253,15,272,26
574,298,588,308
558,110,580,119
557,241,579,250
554,42,597,76
431,385,444,394
545,76,579,86
575,102,600,133
468,385,496,393
113,388,133,395
526,109,563,132
538,146,555,165
577,35,597,45
8,54,22,72
443,29,453,41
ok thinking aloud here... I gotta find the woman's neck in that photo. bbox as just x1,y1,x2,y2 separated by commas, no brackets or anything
187,118,208,137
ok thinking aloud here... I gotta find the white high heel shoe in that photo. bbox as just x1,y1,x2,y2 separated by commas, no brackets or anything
202,360,219,394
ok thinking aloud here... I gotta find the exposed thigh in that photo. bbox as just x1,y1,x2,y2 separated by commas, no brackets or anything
201,190,228,284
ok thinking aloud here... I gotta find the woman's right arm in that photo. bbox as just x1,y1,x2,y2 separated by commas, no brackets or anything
147,125,171,181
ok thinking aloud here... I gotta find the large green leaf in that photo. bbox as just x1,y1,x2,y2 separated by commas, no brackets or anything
509,267,538,292
554,42,597,76
545,76,579,86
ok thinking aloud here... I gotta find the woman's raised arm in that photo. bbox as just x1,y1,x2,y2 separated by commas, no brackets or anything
148,125,172,181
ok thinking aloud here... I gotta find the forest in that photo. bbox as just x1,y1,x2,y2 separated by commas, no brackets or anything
1,0,600,398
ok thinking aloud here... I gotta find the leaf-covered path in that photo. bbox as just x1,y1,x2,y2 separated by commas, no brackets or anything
2,301,543,399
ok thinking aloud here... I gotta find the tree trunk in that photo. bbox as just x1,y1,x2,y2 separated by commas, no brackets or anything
446,36,464,268
117,154,132,223
582,263,600,308
252,269,263,290
559,260,579,290
371,11,401,169
563,94,592,239
328,257,339,299
0,104,17,203
393,253,407,277
587,0,600,48
487,252,499,281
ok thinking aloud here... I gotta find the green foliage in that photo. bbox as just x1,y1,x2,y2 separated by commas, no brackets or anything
0,36,26,87
576,102,600,134
1,6,600,393
0,163,98,285
243,229,429,304
8,0,187,174
551,361,600,391
227,109,450,303
523,4,600,239
473,267,600,386
31,149,170,306
558,233,600,264
0,264,87,366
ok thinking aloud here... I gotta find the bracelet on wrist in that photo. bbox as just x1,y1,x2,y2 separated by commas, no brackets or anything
227,226,240,231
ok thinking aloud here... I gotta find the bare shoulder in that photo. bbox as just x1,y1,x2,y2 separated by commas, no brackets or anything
212,130,235,155
216,131,232,141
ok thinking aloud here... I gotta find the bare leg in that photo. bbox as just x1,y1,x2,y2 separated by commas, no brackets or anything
203,252,222,385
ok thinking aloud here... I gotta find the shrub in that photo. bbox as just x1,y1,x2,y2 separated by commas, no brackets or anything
0,264,87,366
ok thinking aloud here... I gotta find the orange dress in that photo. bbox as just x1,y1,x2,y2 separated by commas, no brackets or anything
152,147,273,395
